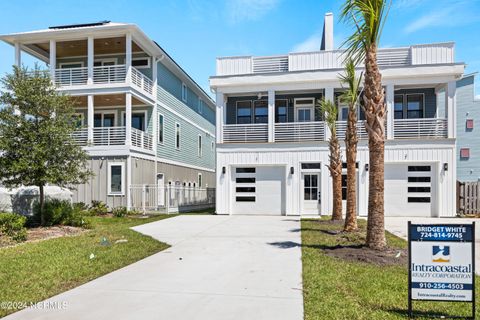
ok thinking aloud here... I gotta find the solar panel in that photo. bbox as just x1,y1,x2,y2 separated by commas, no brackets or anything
49,21,110,30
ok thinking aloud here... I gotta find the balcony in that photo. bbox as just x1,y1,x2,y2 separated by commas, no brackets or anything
275,122,325,142
223,124,268,143
216,43,455,76
54,65,153,97
72,126,154,151
393,118,448,139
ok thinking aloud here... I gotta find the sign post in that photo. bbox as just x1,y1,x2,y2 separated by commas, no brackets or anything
408,222,475,319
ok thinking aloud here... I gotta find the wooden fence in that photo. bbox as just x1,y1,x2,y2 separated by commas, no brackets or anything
457,181,480,215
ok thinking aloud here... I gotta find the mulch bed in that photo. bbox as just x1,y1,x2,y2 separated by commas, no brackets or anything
0,226,86,248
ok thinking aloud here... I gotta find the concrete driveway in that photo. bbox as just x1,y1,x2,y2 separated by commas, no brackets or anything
385,217,480,274
5,215,303,320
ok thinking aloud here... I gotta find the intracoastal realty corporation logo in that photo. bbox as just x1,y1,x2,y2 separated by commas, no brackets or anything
432,245,450,263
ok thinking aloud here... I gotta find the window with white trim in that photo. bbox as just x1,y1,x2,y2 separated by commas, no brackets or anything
198,99,203,114
198,135,202,157
182,83,187,102
198,173,202,188
175,122,181,149
132,57,150,68
158,114,164,144
108,162,125,195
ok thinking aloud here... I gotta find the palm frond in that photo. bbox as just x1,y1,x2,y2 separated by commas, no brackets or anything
338,59,363,110
318,98,338,132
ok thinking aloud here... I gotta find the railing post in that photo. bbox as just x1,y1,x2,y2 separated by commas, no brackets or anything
87,36,94,85
87,95,94,144
49,40,56,82
142,184,146,214
447,80,456,139
268,90,275,142
386,84,394,139
166,185,171,214
216,92,225,143
125,93,132,146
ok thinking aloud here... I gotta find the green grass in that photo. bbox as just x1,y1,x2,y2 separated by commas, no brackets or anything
302,218,479,320
0,215,172,317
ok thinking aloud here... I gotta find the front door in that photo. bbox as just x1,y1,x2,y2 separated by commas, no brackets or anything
301,173,321,214
157,173,165,207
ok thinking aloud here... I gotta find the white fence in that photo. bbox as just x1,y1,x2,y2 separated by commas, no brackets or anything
130,185,215,213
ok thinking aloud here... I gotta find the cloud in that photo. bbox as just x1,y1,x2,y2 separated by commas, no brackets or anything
404,1,479,33
225,0,280,24
291,33,322,52
475,94,480,101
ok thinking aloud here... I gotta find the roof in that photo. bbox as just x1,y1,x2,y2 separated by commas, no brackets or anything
0,22,215,108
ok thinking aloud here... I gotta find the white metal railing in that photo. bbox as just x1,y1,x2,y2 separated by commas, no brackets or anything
394,118,448,139
274,121,326,142
216,42,455,76
71,128,88,145
252,55,288,73
93,65,127,83
335,121,369,140
55,67,88,86
131,127,154,150
223,124,268,143
92,126,126,146
130,185,215,213
131,67,153,95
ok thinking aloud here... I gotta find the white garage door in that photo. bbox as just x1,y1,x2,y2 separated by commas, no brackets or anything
384,164,433,217
232,166,285,215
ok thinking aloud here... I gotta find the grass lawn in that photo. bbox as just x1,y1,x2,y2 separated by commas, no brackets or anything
302,218,479,320
0,215,172,317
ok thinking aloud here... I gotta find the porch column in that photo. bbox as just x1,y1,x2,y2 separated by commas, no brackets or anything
87,95,94,143
14,43,21,67
446,80,456,139
49,40,56,81
215,92,224,144
152,58,158,145
386,84,394,139
268,90,275,142
87,36,94,85
324,87,334,141
125,93,132,146
125,33,132,84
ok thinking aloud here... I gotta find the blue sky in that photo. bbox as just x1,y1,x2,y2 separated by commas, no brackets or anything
0,0,479,97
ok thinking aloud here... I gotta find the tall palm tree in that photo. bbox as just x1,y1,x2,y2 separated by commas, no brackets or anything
339,59,363,232
341,0,390,249
319,99,342,221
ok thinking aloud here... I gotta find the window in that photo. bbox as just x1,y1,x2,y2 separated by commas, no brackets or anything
408,197,431,203
408,187,431,193
236,196,255,202
108,163,124,195
303,174,318,201
394,95,403,119
408,176,431,183
94,59,116,67
132,57,150,68
408,166,431,172
158,114,164,144
198,135,202,157
60,62,84,68
236,177,255,183
275,99,288,123
182,83,187,102
253,100,268,123
175,123,181,149
406,94,424,119
236,101,252,124
466,119,474,130
123,112,146,131
198,173,202,188
236,187,255,192
301,163,321,170
198,99,203,114
236,167,256,173
94,113,115,127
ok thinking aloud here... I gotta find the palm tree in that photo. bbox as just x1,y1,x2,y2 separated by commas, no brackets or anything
340,0,390,249
319,99,342,221
339,59,363,232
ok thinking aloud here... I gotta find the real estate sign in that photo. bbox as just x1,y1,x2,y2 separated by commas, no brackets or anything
408,222,476,318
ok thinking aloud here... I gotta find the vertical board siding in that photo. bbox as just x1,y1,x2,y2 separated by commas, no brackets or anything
456,75,480,181
216,57,252,76
411,43,454,65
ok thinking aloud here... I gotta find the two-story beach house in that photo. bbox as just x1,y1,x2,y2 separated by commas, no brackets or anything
0,21,216,211
210,13,464,217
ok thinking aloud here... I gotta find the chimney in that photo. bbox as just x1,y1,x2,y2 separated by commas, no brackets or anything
320,12,334,51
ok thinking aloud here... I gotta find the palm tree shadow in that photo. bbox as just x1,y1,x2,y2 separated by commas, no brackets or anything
268,241,364,250
384,308,458,319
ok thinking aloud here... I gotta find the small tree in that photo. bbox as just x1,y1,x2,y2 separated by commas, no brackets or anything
0,66,92,225
339,59,363,232
319,99,342,221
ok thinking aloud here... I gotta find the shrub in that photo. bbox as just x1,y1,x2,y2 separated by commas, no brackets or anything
32,199,90,228
112,206,128,218
89,201,108,215
0,212,27,242
64,208,91,228
127,209,142,216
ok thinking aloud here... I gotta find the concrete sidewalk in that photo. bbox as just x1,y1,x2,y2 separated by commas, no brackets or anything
4,215,303,320
384,217,480,274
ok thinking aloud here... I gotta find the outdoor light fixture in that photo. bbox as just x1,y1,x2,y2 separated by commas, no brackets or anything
222,166,226,174
443,163,448,171
290,167,294,175
365,164,369,172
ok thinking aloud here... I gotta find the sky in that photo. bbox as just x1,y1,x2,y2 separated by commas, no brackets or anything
0,0,479,98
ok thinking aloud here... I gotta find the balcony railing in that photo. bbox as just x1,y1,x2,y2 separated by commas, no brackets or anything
71,126,154,151
394,118,448,139
275,121,325,142
335,121,368,140
131,127,154,150
93,65,127,84
223,124,268,143
55,67,88,86
131,67,153,95
71,127,88,145
92,126,126,146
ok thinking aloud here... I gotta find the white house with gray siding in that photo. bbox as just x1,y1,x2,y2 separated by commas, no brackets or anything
210,13,464,217
0,21,216,210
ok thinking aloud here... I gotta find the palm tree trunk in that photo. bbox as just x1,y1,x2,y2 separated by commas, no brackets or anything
363,44,386,249
329,133,343,221
344,108,358,231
